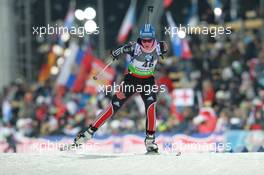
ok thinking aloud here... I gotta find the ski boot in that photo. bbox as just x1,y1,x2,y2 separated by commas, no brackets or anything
60,126,96,151
144,134,159,154
74,126,96,145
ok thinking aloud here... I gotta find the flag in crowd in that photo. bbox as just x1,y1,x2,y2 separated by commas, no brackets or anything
84,57,116,94
56,42,79,86
172,88,194,106
117,0,137,44
166,11,192,59
38,51,57,82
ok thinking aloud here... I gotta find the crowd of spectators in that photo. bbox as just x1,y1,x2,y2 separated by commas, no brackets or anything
1,29,264,140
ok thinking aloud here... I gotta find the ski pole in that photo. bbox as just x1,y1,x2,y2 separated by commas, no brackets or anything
93,58,114,80
147,6,154,23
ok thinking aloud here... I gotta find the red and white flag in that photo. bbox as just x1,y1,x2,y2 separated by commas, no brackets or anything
172,88,194,106
181,39,192,60
84,58,116,94
117,0,137,44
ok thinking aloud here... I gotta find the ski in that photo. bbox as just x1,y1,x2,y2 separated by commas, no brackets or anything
135,151,182,156
59,143,81,151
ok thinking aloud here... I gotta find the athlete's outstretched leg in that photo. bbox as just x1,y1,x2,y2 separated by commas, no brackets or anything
74,82,135,145
141,90,157,135
140,90,158,153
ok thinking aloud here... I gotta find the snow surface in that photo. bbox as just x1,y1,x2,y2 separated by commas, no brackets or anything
0,153,264,175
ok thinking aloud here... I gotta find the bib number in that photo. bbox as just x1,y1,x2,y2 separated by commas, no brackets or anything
142,61,154,68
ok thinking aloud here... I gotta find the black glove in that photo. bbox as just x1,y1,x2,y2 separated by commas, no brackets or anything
159,41,168,54
111,46,123,60
122,44,133,53
111,44,134,60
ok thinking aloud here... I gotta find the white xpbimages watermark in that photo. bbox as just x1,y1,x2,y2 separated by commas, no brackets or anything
98,82,167,96
32,24,99,38
165,24,232,38
163,140,232,153
31,141,101,152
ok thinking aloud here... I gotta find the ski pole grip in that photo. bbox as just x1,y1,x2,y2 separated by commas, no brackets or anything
148,6,153,12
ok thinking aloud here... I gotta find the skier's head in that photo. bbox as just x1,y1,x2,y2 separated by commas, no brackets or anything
138,24,156,50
